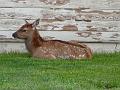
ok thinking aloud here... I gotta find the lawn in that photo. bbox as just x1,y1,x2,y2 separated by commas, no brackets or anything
0,52,120,90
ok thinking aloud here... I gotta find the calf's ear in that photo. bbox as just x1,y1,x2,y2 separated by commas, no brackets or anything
32,19,40,28
25,19,29,24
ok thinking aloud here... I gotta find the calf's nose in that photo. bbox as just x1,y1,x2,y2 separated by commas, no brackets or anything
12,33,17,38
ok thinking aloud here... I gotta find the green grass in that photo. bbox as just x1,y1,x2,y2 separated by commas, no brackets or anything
0,52,120,90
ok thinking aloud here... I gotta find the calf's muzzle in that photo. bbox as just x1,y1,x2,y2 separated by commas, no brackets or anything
12,32,17,38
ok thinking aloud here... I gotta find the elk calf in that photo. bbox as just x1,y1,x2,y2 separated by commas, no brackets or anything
12,19,92,59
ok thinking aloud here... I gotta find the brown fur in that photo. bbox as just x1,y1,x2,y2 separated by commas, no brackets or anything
32,30,44,48
12,19,92,59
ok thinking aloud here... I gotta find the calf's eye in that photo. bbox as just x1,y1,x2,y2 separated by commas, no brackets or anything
22,30,27,32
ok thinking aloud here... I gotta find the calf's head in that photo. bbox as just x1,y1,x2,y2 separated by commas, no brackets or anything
12,19,40,39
